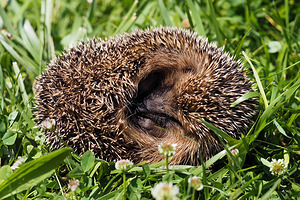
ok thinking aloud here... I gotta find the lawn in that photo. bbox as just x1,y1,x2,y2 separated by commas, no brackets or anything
0,0,299,199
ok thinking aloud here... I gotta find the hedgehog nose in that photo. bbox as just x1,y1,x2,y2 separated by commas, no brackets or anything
136,102,148,113
143,93,166,114
136,93,167,115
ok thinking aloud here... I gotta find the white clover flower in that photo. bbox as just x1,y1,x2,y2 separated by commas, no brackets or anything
40,118,55,129
68,179,80,192
11,157,25,170
115,159,133,171
151,182,179,200
87,0,93,3
230,149,239,157
158,143,177,157
188,176,203,191
270,159,288,175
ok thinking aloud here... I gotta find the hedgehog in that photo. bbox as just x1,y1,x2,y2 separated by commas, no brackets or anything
34,27,257,165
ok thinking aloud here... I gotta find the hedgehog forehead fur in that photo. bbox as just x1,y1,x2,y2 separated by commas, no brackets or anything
34,27,257,165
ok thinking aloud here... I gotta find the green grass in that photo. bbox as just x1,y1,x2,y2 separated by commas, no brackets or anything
0,0,299,199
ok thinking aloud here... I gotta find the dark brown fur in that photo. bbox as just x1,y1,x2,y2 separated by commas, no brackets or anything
34,27,257,165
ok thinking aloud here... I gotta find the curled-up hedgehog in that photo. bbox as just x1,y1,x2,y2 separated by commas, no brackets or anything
34,27,257,165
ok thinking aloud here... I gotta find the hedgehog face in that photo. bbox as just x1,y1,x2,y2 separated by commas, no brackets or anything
128,69,178,136
127,53,186,134
34,27,257,165
123,51,228,165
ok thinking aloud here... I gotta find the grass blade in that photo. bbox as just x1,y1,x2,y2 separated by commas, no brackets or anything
273,119,289,138
12,62,29,107
231,91,259,107
0,34,39,76
186,0,206,37
22,20,41,62
0,5,17,38
0,64,4,112
200,118,236,143
242,51,268,109
114,0,138,34
0,148,72,200
251,75,300,142
41,0,55,60
261,179,281,200
207,0,223,44
234,29,251,57
158,0,172,26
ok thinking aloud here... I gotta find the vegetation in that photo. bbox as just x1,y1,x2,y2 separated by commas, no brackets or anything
0,0,299,199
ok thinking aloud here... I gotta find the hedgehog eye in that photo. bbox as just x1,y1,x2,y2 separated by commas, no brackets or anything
183,66,193,73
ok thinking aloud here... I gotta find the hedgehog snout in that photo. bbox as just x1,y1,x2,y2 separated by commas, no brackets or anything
126,68,182,136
